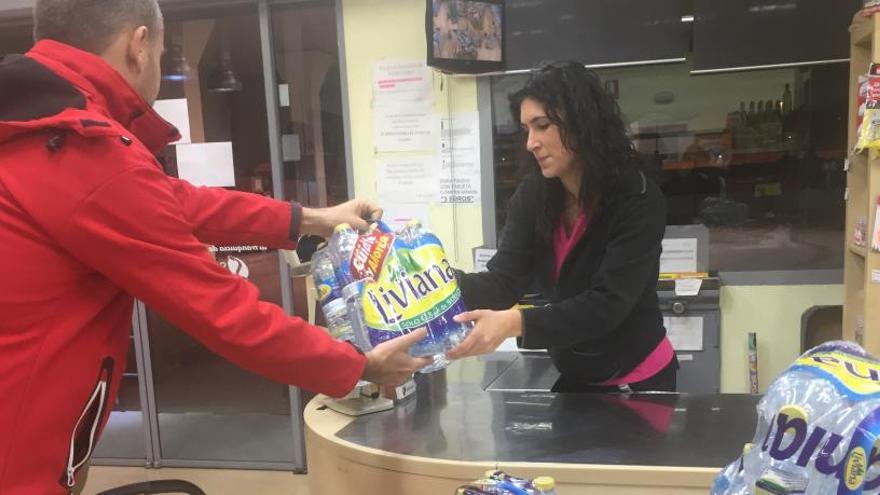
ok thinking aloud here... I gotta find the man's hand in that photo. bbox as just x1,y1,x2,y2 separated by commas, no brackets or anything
301,199,382,237
361,328,433,387
445,309,523,359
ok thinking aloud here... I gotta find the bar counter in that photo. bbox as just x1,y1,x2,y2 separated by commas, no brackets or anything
305,353,759,494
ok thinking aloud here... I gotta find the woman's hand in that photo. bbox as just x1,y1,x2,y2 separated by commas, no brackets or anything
446,309,523,359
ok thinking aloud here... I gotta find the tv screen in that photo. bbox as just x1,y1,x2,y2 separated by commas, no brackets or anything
427,0,505,74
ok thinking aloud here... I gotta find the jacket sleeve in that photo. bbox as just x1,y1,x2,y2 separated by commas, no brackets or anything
58,164,365,397
519,185,666,350
457,178,535,310
167,177,300,249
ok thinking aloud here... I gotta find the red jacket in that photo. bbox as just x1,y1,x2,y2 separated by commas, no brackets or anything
0,40,366,494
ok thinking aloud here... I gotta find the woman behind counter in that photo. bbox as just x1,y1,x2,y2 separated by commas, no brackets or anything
447,61,677,393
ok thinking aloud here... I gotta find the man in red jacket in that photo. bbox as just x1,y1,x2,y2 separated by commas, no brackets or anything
0,1,431,493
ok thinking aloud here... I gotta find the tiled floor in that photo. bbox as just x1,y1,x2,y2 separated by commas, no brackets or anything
83,466,309,495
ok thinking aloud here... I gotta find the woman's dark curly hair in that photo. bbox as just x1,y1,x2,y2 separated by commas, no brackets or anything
509,61,642,242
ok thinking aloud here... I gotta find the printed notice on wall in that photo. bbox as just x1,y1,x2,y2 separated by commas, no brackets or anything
176,142,235,187
660,238,698,273
375,156,438,203
438,112,481,204
373,101,436,152
663,316,703,351
473,248,497,273
153,98,191,144
380,203,430,232
373,59,433,104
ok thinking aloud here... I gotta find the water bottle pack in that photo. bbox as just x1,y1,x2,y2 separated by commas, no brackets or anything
312,220,472,373
457,471,557,494
712,341,880,495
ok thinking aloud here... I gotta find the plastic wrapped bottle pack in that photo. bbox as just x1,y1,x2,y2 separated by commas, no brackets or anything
712,341,880,495
323,220,472,373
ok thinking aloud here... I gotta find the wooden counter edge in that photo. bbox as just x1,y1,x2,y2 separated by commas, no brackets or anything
304,394,721,489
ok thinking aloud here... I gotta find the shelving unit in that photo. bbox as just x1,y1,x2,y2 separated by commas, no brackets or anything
843,13,880,352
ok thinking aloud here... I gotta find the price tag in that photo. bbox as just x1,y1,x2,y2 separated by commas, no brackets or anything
675,278,702,296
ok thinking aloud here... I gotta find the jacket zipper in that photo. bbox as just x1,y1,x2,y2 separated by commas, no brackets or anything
62,357,114,491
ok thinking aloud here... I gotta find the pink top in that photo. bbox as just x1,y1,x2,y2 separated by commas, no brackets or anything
601,337,674,386
553,212,674,387
553,212,590,281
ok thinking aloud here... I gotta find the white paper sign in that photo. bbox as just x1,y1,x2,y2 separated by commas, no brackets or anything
873,269,880,283
282,134,301,162
674,278,702,296
661,238,698,273
438,112,481,204
373,59,433,104
663,316,703,351
278,84,290,108
176,142,236,187
373,102,436,152
380,203,430,232
376,157,438,203
497,338,519,352
153,99,191,144
473,248,497,272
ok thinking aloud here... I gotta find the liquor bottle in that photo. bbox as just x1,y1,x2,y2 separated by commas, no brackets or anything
782,83,793,117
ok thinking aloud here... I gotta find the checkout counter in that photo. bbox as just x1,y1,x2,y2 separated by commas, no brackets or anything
305,352,759,494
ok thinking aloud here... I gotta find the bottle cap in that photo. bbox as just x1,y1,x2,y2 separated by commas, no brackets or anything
533,476,555,490
405,219,422,227
778,404,808,423
334,223,351,232
484,469,499,478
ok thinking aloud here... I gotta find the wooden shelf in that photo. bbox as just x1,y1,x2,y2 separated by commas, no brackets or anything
852,13,874,47
849,243,868,258
845,11,880,353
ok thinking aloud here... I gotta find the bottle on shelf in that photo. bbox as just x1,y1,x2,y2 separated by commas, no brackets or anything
782,83,793,117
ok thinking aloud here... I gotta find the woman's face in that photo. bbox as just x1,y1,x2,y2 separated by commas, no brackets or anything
519,97,578,181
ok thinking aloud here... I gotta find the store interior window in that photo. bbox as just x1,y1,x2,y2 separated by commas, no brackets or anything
491,62,847,272
147,4,297,464
271,0,348,208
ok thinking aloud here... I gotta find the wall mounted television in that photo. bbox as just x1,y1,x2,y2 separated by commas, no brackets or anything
427,0,505,74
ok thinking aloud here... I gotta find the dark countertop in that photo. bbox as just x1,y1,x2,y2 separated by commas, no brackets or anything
334,352,759,467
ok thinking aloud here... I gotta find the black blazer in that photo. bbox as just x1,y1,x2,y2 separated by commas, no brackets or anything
458,169,667,384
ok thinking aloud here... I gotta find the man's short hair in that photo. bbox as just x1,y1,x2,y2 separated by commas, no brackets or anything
34,0,163,54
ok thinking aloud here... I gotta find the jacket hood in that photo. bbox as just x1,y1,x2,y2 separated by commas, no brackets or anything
0,40,179,153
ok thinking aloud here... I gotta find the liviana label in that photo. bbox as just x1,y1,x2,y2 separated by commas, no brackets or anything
362,241,461,330
791,351,880,398
357,232,468,351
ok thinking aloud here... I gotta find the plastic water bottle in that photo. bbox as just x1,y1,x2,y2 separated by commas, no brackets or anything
329,223,359,285
341,279,372,353
311,246,354,341
483,471,533,492
532,477,556,495
399,218,426,243
455,479,519,494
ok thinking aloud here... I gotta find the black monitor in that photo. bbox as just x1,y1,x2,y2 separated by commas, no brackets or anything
426,0,505,74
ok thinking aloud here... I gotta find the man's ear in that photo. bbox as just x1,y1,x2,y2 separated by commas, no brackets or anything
126,26,151,74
